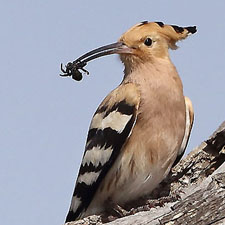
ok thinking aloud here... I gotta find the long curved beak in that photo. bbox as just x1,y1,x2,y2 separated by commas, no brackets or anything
60,42,132,81
75,42,132,63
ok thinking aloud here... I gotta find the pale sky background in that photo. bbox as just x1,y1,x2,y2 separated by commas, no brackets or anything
1,1,225,225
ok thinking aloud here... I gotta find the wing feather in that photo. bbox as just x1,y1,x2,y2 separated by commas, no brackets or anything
66,83,140,222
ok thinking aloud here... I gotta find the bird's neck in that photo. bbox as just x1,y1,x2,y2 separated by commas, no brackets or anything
122,57,183,92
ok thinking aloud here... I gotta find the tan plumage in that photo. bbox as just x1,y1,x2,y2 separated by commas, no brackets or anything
64,21,196,222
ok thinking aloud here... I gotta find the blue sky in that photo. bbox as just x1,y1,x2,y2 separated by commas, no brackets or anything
1,1,225,225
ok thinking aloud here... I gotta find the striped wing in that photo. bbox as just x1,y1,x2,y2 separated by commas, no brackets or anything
66,83,140,222
173,96,194,166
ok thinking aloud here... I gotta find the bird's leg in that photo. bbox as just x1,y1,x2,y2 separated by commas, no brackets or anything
102,198,129,222
111,203,129,217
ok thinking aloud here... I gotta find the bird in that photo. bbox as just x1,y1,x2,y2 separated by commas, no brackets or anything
64,21,196,222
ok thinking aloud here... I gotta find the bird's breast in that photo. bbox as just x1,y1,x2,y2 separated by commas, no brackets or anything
111,62,186,202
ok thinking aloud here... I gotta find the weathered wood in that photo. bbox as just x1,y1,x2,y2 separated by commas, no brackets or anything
160,170,225,225
64,121,225,225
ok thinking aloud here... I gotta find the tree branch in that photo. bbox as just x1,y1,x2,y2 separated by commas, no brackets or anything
65,121,225,225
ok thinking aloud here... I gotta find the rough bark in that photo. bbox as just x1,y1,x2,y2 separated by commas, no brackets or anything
65,121,225,225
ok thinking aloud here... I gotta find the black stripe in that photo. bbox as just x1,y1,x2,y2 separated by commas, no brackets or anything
138,21,148,26
172,25,184,33
112,100,134,116
86,127,123,150
79,161,102,174
184,26,197,34
96,100,134,119
66,210,80,223
96,105,107,114
86,128,116,150
103,100,134,118
86,128,97,143
74,179,99,199
86,128,105,149
155,21,164,27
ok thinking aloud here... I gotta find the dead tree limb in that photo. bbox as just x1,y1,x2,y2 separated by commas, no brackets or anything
65,121,225,225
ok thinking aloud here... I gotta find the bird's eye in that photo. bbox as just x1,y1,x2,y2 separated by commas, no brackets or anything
144,38,152,46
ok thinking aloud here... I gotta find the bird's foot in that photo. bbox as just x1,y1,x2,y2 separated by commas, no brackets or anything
102,199,129,222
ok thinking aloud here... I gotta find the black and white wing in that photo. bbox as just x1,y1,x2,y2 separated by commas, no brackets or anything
66,83,140,222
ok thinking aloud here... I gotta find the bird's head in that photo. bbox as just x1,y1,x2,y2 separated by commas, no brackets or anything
118,21,196,67
61,21,196,79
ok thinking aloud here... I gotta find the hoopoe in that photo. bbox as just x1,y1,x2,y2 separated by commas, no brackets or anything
62,21,196,222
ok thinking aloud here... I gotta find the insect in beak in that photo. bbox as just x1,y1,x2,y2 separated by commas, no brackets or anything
60,42,132,81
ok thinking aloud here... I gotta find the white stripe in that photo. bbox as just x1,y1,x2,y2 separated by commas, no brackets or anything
82,146,113,167
91,111,132,133
77,171,101,185
70,196,82,213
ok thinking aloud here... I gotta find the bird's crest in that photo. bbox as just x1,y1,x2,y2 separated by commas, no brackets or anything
154,21,196,49
120,21,197,50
